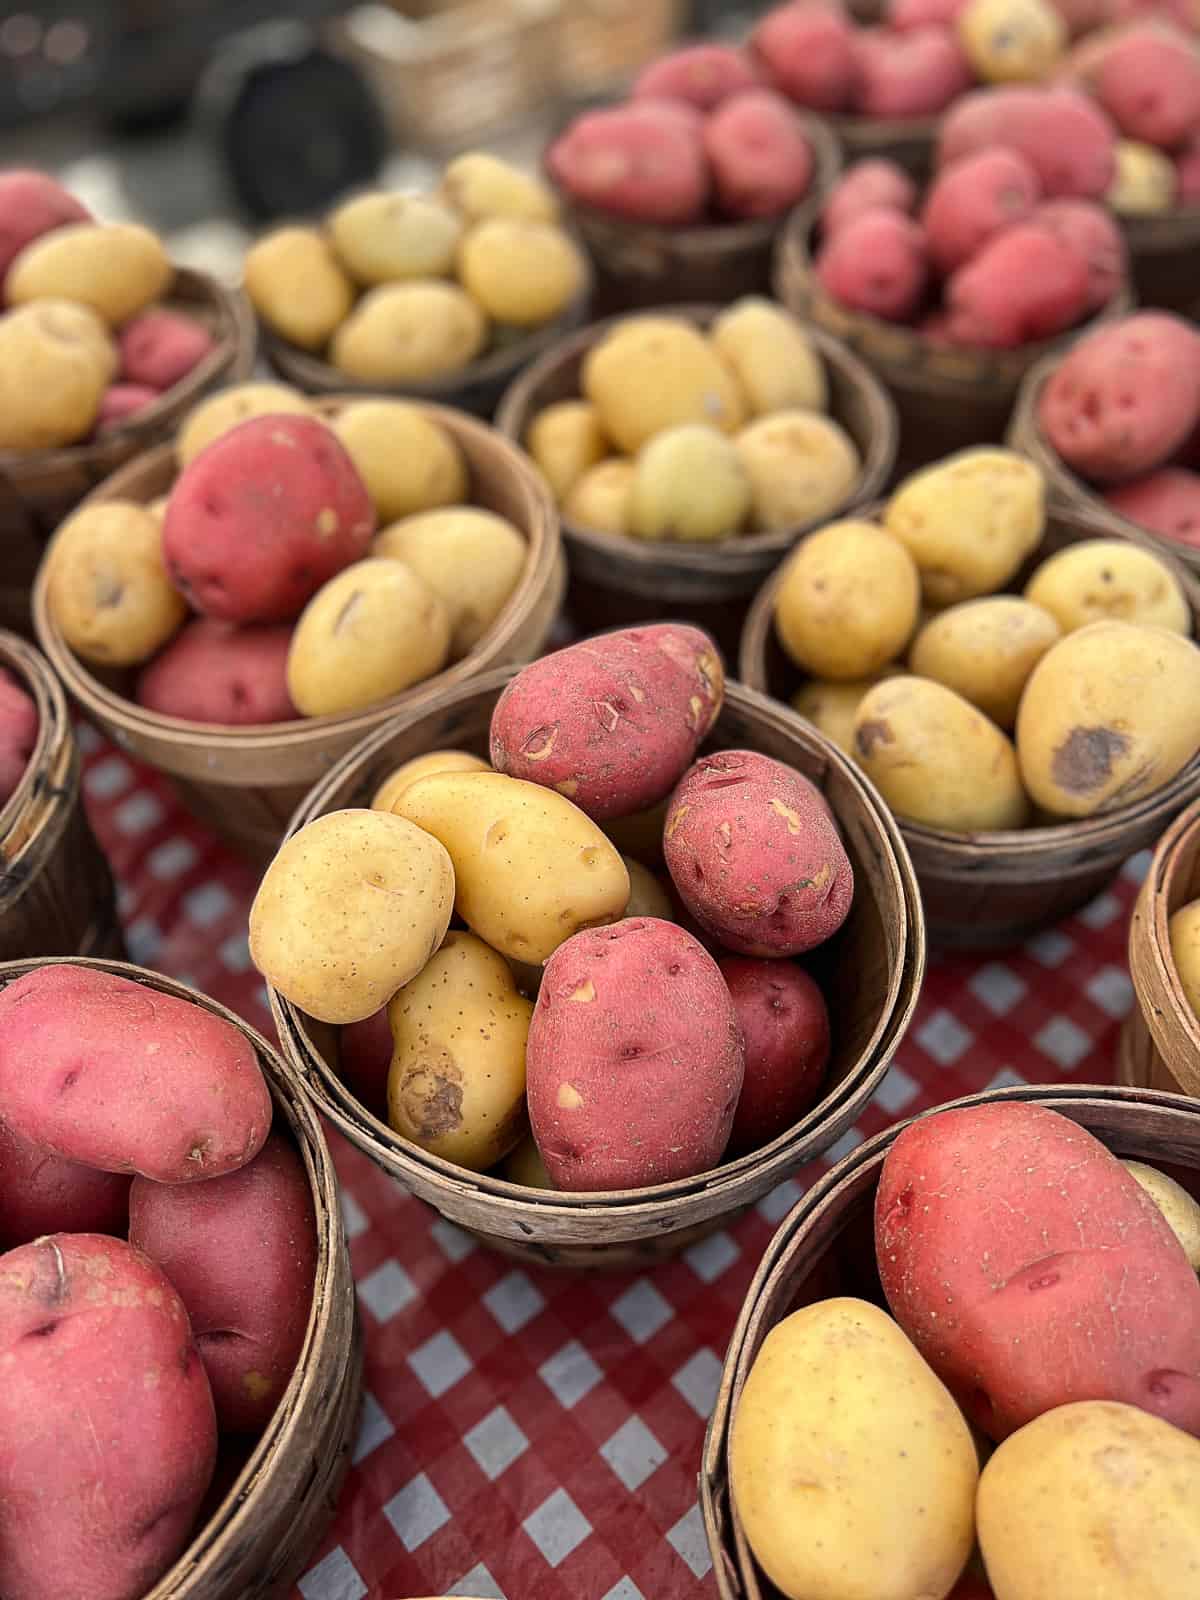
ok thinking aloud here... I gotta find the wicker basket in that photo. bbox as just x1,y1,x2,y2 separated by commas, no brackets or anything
740,505,1200,949
0,955,361,1600
557,0,684,97
268,666,926,1270
699,1081,1200,1600
826,110,935,182
32,399,564,866
1123,798,1200,1098
0,268,255,639
1121,206,1200,318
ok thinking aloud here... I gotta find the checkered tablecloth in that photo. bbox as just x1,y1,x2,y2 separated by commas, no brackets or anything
74,719,1142,1600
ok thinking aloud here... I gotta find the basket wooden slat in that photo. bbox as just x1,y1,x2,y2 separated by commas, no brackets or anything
269,667,925,1269
0,956,361,1600
700,1082,1200,1600
1125,797,1200,1099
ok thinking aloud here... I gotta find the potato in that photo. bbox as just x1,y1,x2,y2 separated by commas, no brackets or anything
719,957,830,1155
854,675,1031,830
47,500,186,667
885,448,1045,606
945,224,1090,347
135,618,297,726
526,401,608,504
816,208,929,322
875,1101,1200,1440
730,1299,979,1600
1105,468,1200,545
978,1402,1200,1600
394,770,629,964
387,930,531,1170
330,280,487,383
822,159,918,236
703,88,814,220
1108,138,1177,214
854,23,974,116
1170,897,1200,1029
372,749,490,812
710,298,828,417
736,411,861,533
0,1234,216,1600
489,622,724,820
1016,620,1200,816
442,151,559,224
242,226,353,350
938,85,1116,197
546,102,709,225
374,507,526,656
503,1135,554,1189
633,41,758,109
95,382,157,433
286,558,451,716
1024,539,1190,636
0,667,36,805
909,597,1061,727
774,520,921,680
329,192,462,284
249,808,454,1023
563,459,635,535
1122,1160,1200,1270
0,1119,130,1249
337,1007,392,1115
790,671,900,757
623,857,673,920
1095,25,1200,148
7,221,170,327
0,963,270,1181
176,381,312,466
0,169,90,279
526,918,743,1188
118,308,213,392
958,0,1065,81
0,301,113,449
458,218,585,327
130,1130,316,1431
1032,198,1124,311
627,423,751,542
582,317,745,454
664,749,854,955
922,148,1041,276
750,4,858,110
333,401,468,523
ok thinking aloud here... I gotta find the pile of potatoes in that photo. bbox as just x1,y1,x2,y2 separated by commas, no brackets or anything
244,153,586,386
730,1099,1200,1600
0,169,218,452
523,302,862,545
772,446,1200,831
0,964,316,1600
0,666,37,807
251,624,855,1193
44,383,529,725
1037,311,1200,548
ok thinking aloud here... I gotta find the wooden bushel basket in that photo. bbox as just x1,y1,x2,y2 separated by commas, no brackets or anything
268,667,926,1270
0,956,362,1600
699,1082,1200,1600
1122,798,1200,1098
33,399,564,866
1121,206,1200,319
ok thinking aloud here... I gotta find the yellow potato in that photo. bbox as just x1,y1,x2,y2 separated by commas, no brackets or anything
855,674,1031,830
628,423,751,542
176,382,312,466
1108,139,1177,215
710,297,828,417
1170,897,1200,1028
248,808,454,1025
730,1298,978,1600
1024,539,1190,636
330,281,487,383
582,317,745,453
7,222,170,327
374,507,526,656
387,930,531,1170
885,448,1045,606
790,670,900,758
394,770,630,964
502,1134,555,1189
1015,621,1200,817
243,226,354,350
329,192,463,284
371,749,490,812
0,302,113,450
957,0,1065,83
47,500,187,667
977,1401,1200,1600
526,401,608,503
334,402,468,523
622,857,673,920
147,496,168,524
457,219,585,327
774,520,921,679
563,459,635,536
286,559,451,716
1121,1160,1200,1270
909,596,1062,728
442,152,560,224
735,412,861,532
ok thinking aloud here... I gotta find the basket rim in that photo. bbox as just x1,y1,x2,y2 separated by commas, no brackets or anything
1129,794,1200,1090
0,628,74,848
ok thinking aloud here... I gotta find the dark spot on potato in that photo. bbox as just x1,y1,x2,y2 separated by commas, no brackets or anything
24,1320,59,1339
1027,1270,1060,1292
1050,725,1130,795
1145,1369,1185,1399
404,1066,463,1137
59,1069,79,1093
855,719,893,758
621,1044,642,1059
667,962,682,976
198,1328,244,1345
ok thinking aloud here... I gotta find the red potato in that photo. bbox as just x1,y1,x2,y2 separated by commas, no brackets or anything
118,309,215,392
718,957,831,1155
0,1233,216,1600
0,964,271,1182
703,89,815,219
1048,0,1112,35
944,224,1089,347
135,617,297,726
545,101,709,224
889,0,970,27
664,749,854,956
0,665,37,806
1103,468,1200,546
129,1131,317,1433
1177,133,1200,201
922,149,1041,274
821,159,918,234
526,917,744,1189
875,1102,1200,1441
939,86,1117,196
0,169,90,281
1031,198,1124,310
750,3,860,112
815,208,929,321
632,43,760,110
1094,26,1200,148
0,1120,130,1249
489,623,724,821
337,1006,393,1116
851,24,974,119
95,382,158,433
163,413,376,623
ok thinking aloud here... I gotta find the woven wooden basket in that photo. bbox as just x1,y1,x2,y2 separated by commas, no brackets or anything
1122,206,1200,318
699,1081,1200,1600
268,666,926,1270
0,955,361,1600
556,0,684,97
825,109,934,182
740,505,1200,949
32,399,564,865
1122,797,1200,1098
0,268,255,639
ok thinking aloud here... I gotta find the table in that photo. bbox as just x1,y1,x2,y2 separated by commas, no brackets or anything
78,722,1141,1600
